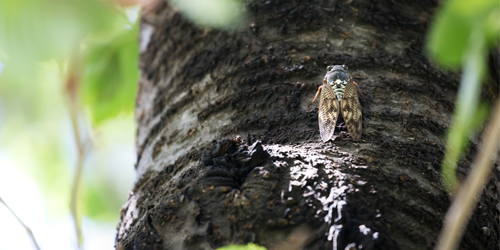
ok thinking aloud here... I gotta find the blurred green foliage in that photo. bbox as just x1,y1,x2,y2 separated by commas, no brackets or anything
0,0,139,124
217,243,267,250
427,0,499,67
169,0,246,30
80,22,138,124
0,63,72,217
426,0,499,190
0,0,121,77
0,0,138,224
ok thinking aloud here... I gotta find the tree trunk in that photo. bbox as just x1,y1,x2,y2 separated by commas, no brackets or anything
115,1,499,250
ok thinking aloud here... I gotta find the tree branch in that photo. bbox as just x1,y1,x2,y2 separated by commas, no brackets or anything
435,100,500,250
65,55,85,249
0,196,41,250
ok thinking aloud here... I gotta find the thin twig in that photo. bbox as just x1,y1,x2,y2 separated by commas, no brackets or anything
66,56,85,249
435,100,500,250
0,196,41,250
69,101,84,249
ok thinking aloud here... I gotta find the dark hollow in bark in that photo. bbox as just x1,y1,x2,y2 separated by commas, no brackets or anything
116,1,499,250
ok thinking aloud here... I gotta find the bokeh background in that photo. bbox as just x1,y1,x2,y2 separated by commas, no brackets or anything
0,1,140,249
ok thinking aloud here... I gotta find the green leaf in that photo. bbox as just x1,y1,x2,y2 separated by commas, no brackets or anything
0,0,123,81
440,27,487,190
217,243,267,250
82,179,124,221
426,0,499,67
169,0,247,30
80,22,139,125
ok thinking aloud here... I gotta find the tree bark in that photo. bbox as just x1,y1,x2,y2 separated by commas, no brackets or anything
116,1,499,250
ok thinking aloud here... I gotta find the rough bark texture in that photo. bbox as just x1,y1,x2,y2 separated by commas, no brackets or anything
116,1,499,250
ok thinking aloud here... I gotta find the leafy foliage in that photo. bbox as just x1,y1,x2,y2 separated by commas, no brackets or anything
0,0,139,227
426,0,499,189
80,22,139,124
427,0,499,67
0,0,120,80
